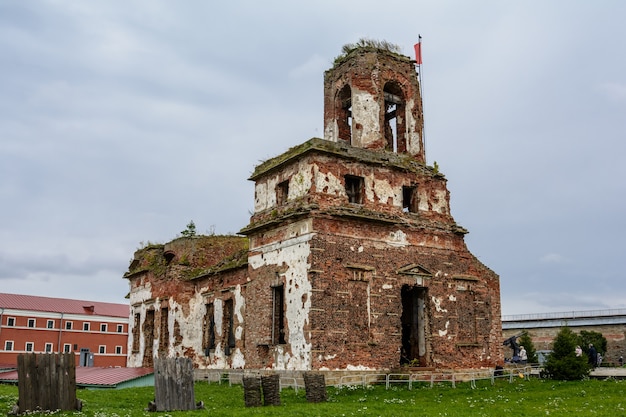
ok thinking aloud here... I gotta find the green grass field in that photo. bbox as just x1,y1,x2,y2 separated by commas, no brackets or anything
1,377,625,416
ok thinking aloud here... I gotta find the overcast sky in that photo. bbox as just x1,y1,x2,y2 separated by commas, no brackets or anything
1,1,624,316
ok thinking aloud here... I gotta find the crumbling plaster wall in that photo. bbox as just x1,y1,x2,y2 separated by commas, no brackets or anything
252,153,450,221
125,236,249,369
246,219,314,370
323,49,424,161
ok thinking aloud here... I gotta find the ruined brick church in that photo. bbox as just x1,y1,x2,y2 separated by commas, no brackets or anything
125,44,503,371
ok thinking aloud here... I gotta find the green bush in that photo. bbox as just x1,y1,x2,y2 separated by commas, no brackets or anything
544,326,590,380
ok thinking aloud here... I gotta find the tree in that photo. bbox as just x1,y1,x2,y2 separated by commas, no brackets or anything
544,326,590,380
180,220,197,237
578,330,607,357
518,331,538,364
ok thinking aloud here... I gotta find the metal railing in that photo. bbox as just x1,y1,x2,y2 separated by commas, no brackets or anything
502,308,626,322
197,365,540,391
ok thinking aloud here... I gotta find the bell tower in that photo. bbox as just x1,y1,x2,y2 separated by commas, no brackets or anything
323,46,425,162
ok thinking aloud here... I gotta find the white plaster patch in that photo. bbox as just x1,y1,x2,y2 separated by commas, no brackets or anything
234,285,245,328
351,90,380,148
449,294,456,301
314,166,343,196
433,189,449,214
128,283,153,305
324,354,337,361
438,321,450,337
386,230,409,247
248,231,313,370
346,364,374,371
382,284,393,290
372,178,398,206
405,98,422,156
358,246,364,253
289,167,313,199
431,296,447,313
231,348,245,369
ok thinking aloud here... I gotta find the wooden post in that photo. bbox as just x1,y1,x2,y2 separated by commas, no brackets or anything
153,357,196,411
304,372,327,402
17,353,78,413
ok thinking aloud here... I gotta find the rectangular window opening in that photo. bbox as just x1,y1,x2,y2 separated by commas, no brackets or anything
159,307,169,354
83,322,90,331
100,323,107,332
5,341,13,351
272,285,286,345
132,313,140,353
44,343,53,353
203,303,216,356
223,299,236,356
27,318,35,328
47,320,54,329
7,317,15,327
117,324,124,333
345,175,364,204
65,321,73,330
402,186,418,213
115,346,123,355
25,342,34,352
63,344,71,353
99,345,106,354
276,180,290,206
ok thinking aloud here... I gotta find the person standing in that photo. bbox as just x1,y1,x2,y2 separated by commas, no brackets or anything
588,344,598,369
519,346,528,364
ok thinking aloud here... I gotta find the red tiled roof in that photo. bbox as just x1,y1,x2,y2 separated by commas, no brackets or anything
0,293,129,318
0,367,154,387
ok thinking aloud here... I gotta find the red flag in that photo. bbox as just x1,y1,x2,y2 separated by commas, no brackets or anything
414,42,422,65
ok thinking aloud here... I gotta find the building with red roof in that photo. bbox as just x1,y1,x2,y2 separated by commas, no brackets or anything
0,293,129,367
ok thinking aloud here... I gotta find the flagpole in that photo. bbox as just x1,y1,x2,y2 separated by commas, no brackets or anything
414,35,426,162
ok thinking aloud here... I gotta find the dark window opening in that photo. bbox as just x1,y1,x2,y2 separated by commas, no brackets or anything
159,307,169,354
400,285,428,367
73,344,78,351
66,321,72,330
276,180,289,206
223,299,236,356
402,186,418,213
7,317,15,326
203,303,216,356
132,314,140,352
142,310,155,367
27,319,35,328
345,175,364,204
384,82,406,153
47,320,54,329
272,285,286,345
336,85,352,143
